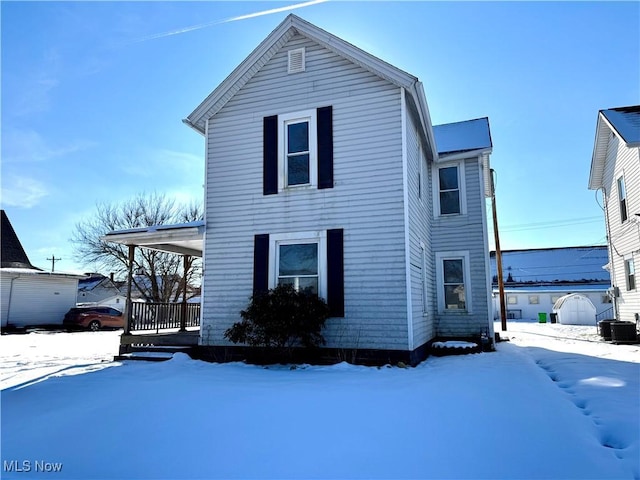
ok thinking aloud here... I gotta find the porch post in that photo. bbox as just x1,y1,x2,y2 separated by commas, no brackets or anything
124,245,135,335
180,255,190,332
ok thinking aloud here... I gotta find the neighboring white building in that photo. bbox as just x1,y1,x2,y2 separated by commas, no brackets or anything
589,106,640,324
77,273,122,305
106,15,496,364
490,246,611,322
1,210,82,329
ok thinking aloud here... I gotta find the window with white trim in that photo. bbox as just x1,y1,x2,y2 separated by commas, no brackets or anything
434,162,466,216
421,242,428,314
436,251,471,312
277,110,317,190
528,295,540,305
507,295,518,305
617,176,628,223
269,231,327,299
624,257,635,291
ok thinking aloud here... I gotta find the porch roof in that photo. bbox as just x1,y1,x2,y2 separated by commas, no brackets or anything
102,221,204,257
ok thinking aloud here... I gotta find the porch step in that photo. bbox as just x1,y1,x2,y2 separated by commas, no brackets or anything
115,351,175,362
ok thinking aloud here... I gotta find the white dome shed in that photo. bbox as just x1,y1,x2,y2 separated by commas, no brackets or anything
552,293,597,326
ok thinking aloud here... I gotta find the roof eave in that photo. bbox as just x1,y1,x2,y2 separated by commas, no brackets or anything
588,112,610,190
437,147,493,163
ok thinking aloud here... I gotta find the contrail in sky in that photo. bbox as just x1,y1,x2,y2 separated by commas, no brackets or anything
127,0,327,45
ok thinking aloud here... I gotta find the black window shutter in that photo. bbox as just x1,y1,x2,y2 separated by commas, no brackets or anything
327,228,344,317
263,116,278,195
317,106,334,189
253,234,269,295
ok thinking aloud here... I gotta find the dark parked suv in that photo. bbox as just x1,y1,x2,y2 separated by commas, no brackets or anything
63,306,124,331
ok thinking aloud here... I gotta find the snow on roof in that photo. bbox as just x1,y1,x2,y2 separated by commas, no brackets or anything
601,106,640,146
0,268,85,278
494,284,608,294
490,246,610,284
105,220,204,237
433,117,492,155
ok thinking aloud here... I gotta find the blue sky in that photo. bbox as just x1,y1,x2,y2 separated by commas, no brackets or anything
2,1,638,274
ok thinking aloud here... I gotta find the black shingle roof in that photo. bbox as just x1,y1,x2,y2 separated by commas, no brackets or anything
1,210,40,270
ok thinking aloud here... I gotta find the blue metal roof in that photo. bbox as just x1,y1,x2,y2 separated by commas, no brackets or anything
433,117,492,155
601,106,640,146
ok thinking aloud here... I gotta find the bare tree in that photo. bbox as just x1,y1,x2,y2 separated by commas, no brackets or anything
71,192,203,303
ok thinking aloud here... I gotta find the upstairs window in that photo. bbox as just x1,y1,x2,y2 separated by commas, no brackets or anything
434,162,466,216
263,107,333,195
617,176,628,223
439,166,459,214
285,120,311,186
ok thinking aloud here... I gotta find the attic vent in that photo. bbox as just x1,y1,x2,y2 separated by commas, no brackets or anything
288,48,305,73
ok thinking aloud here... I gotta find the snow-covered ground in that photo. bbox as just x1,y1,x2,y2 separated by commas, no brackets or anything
1,322,638,479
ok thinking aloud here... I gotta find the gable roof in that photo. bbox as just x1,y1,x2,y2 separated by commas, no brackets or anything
589,105,640,189
183,14,437,161
1,210,40,270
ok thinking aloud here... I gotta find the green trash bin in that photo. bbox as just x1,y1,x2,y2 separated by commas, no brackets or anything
538,313,547,323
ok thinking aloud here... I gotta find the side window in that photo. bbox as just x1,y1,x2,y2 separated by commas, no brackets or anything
421,243,428,314
528,295,539,305
434,162,466,216
507,295,517,305
617,176,628,223
624,258,636,290
436,251,471,312
439,166,459,214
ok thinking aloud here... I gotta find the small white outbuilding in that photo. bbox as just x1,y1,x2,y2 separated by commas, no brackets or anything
552,293,597,326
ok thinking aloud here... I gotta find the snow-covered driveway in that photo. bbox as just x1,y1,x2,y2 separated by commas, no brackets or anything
1,324,638,479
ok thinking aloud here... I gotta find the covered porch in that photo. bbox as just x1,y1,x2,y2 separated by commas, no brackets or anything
102,221,204,355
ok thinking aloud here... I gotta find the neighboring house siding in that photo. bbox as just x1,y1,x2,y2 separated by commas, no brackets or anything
604,135,640,322
404,99,435,348
201,34,409,350
1,273,15,327
77,283,120,304
432,157,490,336
1,275,78,327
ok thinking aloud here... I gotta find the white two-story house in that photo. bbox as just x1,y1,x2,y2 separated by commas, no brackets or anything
182,14,493,364
589,106,640,324
106,15,494,364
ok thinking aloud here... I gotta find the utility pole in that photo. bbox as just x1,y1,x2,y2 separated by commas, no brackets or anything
490,169,507,332
46,255,62,273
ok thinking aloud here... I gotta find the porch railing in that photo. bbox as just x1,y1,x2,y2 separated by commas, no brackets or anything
129,302,200,332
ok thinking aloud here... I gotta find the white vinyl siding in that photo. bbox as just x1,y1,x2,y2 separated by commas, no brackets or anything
601,131,640,323
405,102,435,348
431,156,491,337
201,35,408,350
